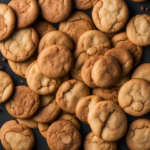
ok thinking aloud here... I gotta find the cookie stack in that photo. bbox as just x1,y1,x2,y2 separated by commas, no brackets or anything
0,0,150,150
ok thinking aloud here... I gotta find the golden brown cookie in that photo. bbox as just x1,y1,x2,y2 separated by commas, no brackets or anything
88,101,128,141
92,0,129,33
59,11,95,48
8,0,39,28
0,4,16,41
5,86,40,119
38,123,49,138
111,32,143,67
56,79,90,114
38,31,73,53
0,27,39,62
84,132,117,150
76,95,103,124
0,71,14,103
46,120,81,150
26,61,63,95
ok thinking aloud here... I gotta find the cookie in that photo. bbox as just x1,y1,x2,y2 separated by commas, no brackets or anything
33,97,61,123
126,14,150,46
0,4,16,41
76,95,103,124
115,74,130,87
38,31,73,53
118,79,150,116
5,86,40,119
126,119,150,150
92,0,129,33
56,79,90,114
37,45,73,78
0,27,39,62
59,11,95,48
111,32,143,67
59,110,77,118
84,132,117,150
74,0,98,10
26,61,63,95
92,55,121,88
8,0,39,28
63,74,70,82
92,87,120,103
46,120,81,150
105,48,133,77
0,71,14,103
1,120,34,150
71,30,111,80
39,0,72,23
32,21,56,39
131,63,150,82
38,123,49,138
88,101,128,141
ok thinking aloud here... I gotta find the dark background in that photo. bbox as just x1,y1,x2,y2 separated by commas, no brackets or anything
0,0,150,149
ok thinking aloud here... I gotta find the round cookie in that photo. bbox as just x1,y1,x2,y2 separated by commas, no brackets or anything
92,55,121,88
118,79,150,116
111,32,143,67
38,123,49,138
59,11,95,48
0,4,16,41
26,61,63,95
0,27,39,62
131,63,150,82
76,95,103,124
84,132,117,150
126,119,150,150
46,120,81,150
88,101,128,141
0,71,14,103
105,48,133,77
92,0,129,33
56,79,90,114
37,45,73,78
32,21,56,39
38,31,73,53
5,86,40,119
1,120,34,150
8,0,39,28
39,0,72,23
126,14,150,46
71,30,111,80
115,74,130,87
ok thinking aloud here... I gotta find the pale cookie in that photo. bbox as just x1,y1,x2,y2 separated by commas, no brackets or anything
8,0,39,28
0,71,14,103
126,14,150,46
26,61,63,95
115,74,130,87
118,79,150,116
59,11,95,48
126,119,150,150
56,79,90,114
1,120,34,150
84,132,117,150
131,63,150,82
92,0,129,33
92,87,120,103
38,31,73,53
39,0,72,23
71,30,111,80
32,21,56,39
46,120,81,150
0,4,16,41
111,32,143,67
92,55,121,88
76,95,103,124
105,48,133,77
5,86,40,119
0,27,39,62
88,101,128,141
38,123,49,138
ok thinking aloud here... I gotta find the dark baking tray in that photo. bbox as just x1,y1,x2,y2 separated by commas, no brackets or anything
0,0,150,150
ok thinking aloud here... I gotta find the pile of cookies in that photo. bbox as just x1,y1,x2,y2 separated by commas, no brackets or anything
0,0,150,150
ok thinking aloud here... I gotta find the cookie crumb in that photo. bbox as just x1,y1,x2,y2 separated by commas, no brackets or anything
2,58,6,62
0,66,3,70
141,6,145,11
20,80,23,83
